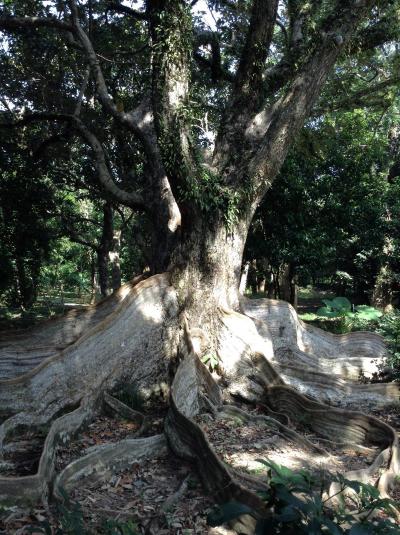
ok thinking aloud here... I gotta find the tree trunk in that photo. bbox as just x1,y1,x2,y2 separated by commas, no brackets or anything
97,202,114,297
372,264,395,311
15,255,37,310
170,215,251,321
239,262,250,295
279,263,297,309
109,229,122,292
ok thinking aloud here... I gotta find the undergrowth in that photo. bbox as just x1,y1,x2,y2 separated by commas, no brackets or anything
207,460,400,534
300,297,400,378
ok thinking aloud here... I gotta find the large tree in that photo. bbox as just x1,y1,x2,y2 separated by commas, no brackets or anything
1,0,400,527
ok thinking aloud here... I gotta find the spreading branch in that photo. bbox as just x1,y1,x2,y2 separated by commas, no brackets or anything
231,0,279,113
2,112,146,210
105,2,147,21
246,0,382,202
315,75,400,114
0,16,74,32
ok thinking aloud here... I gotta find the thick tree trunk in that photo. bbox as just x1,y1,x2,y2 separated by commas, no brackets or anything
169,215,252,325
0,241,399,513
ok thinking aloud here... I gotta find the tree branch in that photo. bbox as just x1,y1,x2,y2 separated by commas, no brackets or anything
105,2,147,21
231,0,279,113
349,15,400,53
0,16,74,33
2,112,146,210
315,75,400,114
67,0,151,147
246,0,381,203
194,31,233,83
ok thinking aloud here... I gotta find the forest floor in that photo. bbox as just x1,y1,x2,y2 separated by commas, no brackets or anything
1,399,399,534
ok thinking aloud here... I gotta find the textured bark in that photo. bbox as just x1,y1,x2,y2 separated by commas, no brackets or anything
0,271,398,515
0,275,146,380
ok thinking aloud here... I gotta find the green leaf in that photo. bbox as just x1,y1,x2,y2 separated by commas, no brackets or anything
354,306,382,320
332,297,352,311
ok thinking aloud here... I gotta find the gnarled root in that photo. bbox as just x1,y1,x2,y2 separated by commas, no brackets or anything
0,275,178,505
0,275,146,380
0,276,398,534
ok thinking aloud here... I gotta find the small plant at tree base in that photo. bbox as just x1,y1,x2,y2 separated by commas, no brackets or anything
207,460,399,534
201,352,219,372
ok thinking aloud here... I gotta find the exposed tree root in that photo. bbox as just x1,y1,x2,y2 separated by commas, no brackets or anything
240,297,399,407
0,275,146,380
0,275,398,534
54,434,167,499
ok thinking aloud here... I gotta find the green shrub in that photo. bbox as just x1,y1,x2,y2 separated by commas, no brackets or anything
307,296,383,334
375,311,400,374
207,460,399,534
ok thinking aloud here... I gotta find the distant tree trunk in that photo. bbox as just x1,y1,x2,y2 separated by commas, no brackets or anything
239,261,250,295
279,263,297,309
97,202,114,298
247,260,258,295
256,258,268,294
372,264,395,311
14,255,38,309
267,270,276,298
109,229,122,292
89,253,97,304
372,126,400,310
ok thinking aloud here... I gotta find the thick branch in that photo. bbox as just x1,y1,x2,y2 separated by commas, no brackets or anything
246,0,381,202
148,0,195,199
194,31,233,83
0,16,74,33
316,75,400,114
231,0,279,113
67,0,153,150
2,113,146,210
349,15,400,53
106,2,147,21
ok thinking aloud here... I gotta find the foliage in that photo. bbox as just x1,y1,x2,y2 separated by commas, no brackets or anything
317,297,382,321
375,311,400,373
201,352,219,372
245,107,398,302
207,460,399,534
